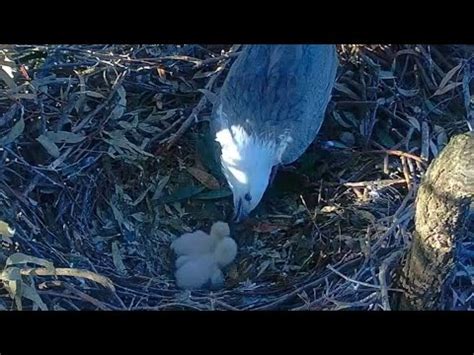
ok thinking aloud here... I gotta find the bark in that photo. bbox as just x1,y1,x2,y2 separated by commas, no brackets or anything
398,132,474,310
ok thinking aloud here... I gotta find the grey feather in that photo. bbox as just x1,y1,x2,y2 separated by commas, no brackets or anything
212,45,338,164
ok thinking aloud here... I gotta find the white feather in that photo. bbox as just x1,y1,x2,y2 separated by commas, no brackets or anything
215,120,280,214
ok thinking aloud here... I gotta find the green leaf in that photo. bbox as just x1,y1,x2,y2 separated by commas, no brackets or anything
103,130,154,158
152,175,170,200
194,188,232,200
196,133,223,179
36,135,60,158
111,203,124,227
406,115,421,131
299,151,318,173
0,116,24,145
198,88,217,104
332,111,353,129
378,70,396,80
84,90,106,99
131,212,146,222
334,83,360,100
108,85,127,121
44,131,86,144
339,132,355,147
137,123,161,134
375,130,396,148
159,185,205,204
424,99,444,115
131,185,153,206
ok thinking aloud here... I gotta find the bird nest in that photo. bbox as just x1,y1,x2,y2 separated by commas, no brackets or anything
0,44,473,310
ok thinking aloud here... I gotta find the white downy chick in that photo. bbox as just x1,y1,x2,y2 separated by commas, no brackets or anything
175,255,191,269
174,239,238,290
174,254,225,290
209,221,230,241
173,222,237,290
214,236,238,268
171,230,214,257
171,221,230,258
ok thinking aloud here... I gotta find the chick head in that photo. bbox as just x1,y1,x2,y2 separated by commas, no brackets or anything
210,221,230,240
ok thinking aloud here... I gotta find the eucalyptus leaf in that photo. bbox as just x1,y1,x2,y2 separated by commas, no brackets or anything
159,185,205,204
0,117,24,145
22,283,48,311
6,253,55,272
45,131,86,144
194,188,232,200
36,135,60,158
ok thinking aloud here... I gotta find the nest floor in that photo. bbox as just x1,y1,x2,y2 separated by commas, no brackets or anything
0,44,473,310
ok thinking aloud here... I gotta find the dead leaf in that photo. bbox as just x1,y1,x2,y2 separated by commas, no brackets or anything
0,67,17,89
187,167,220,190
11,93,37,100
433,82,463,96
397,87,419,97
353,209,376,224
1,235,13,245
334,83,360,100
85,91,106,99
21,267,115,291
157,67,166,79
0,220,15,238
6,253,55,272
406,115,421,131
437,62,462,92
22,283,48,311
1,267,22,310
252,223,286,233
0,54,16,79
131,212,146,222
320,206,338,213
111,241,127,275
256,260,272,278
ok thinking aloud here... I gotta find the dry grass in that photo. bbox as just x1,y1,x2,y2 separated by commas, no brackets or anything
0,44,472,310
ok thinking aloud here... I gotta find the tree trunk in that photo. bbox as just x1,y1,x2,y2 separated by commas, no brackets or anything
398,132,474,310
